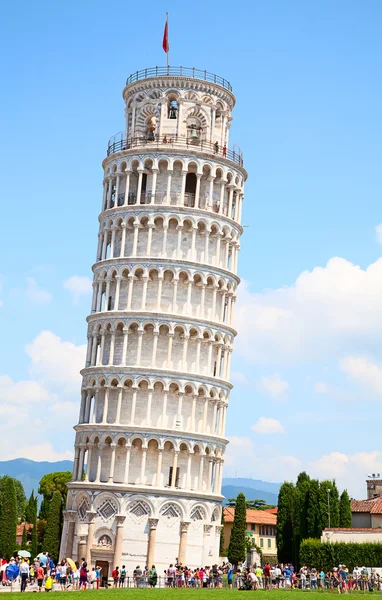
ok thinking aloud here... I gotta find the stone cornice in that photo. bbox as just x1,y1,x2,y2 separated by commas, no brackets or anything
73,424,229,447
86,310,237,337
80,365,233,391
102,145,247,180
67,480,224,501
92,256,240,286
98,202,244,235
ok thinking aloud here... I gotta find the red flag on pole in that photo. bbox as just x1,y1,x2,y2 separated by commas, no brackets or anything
162,15,169,53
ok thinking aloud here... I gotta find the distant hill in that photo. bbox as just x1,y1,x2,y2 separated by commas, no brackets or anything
0,458,73,497
0,460,281,505
221,484,279,506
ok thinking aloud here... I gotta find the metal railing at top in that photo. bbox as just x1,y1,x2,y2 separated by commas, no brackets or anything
126,66,232,92
106,134,244,167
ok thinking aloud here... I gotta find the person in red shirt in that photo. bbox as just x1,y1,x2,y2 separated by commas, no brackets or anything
36,565,44,591
263,563,271,590
112,567,119,588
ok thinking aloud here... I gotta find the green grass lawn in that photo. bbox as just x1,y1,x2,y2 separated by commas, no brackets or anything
4,589,382,599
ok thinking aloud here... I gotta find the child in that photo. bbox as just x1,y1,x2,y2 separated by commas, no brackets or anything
44,575,53,592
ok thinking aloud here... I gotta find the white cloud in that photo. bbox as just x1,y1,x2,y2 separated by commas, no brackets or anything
231,371,249,385
3,443,73,462
224,436,301,482
26,330,86,393
0,375,51,404
251,417,285,434
25,277,52,305
234,257,382,364
376,224,382,244
341,356,382,395
314,382,328,394
258,374,289,398
311,451,382,497
63,275,92,304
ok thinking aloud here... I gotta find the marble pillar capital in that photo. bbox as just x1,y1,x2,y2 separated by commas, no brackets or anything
86,510,97,524
148,518,159,530
115,514,126,527
180,521,190,534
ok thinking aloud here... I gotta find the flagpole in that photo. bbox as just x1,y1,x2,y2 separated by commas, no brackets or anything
166,12,169,71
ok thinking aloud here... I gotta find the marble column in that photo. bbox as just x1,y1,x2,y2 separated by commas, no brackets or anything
85,511,97,566
113,515,126,569
178,521,190,565
147,518,159,568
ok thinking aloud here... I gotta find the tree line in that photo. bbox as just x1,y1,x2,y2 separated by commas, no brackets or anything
0,471,72,562
276,471,352,566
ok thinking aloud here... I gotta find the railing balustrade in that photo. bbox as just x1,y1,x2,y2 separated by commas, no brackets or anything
125,66,232,92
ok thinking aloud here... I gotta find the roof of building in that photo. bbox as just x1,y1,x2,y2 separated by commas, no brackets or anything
324,528,382,532
224,508,277,525
351,498,382,514
264,507,278,514
366,480,382,484
16,523,33,536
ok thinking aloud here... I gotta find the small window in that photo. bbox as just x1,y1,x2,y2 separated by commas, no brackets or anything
168,466,180,487
260,538,264,548
251,523,255,531
268,538,271,548
107,296,112,311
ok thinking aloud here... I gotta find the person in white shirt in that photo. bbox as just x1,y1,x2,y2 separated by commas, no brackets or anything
19,561,29,593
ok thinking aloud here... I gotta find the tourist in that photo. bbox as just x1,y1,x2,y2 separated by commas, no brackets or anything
72,562,80,590
35,563,44,592
149,565,157,587
57,559,67,591
79,561,88,590
214,141,219,154
45,573,54,592
167,563,176,587
112,566,119,588
19,560,29,593
133,565,142,587
263,562,271,590
119,565,127,587
227,563,234,589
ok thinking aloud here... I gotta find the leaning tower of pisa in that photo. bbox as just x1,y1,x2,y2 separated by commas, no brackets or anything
60,66,247,576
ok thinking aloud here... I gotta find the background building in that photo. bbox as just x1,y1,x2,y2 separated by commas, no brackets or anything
223,508,277,563
60,66,247,575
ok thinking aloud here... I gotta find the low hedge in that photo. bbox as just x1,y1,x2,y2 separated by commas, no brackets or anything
300,538,382,571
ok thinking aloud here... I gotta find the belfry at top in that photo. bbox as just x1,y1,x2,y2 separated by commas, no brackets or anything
60,65,247,575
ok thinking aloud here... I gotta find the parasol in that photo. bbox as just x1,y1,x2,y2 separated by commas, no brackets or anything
67,558,77,572
17,550,31,558
6,564,19,582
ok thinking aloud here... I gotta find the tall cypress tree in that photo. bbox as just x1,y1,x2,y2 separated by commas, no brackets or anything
339,490,352,528
219,508,226,556
0,476,17,559
43,491,62,562
21,525,27,548
26,491,38,559
276,482,295,563
227,493,247,565
306,479,321,538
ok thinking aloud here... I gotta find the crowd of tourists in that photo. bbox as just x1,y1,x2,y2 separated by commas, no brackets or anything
237,563,382,592
2,554,382,592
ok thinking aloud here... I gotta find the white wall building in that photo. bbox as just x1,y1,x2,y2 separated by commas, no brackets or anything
60,65,247,577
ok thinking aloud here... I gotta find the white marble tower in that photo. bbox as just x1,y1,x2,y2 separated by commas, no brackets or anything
60,66,247,576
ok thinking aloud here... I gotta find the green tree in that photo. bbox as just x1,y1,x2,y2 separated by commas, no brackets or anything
0,476,26,520
339,490,352,528
43,491,62,561
21,525,27,548
38,471,71,519
37,520,46,554
227,493,247,565
306,479,321,538
0,476,17,559
219,508,225,556
319,480,340,530
276,482,295,563
26,491,38,559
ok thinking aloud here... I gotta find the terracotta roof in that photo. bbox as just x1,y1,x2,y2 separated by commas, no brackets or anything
264,507,278,514
325,528,382,532
16,523,33,535
224,508,277,525
351,498,382,514
366,480,382,484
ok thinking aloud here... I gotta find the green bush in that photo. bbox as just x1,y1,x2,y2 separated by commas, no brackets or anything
300,539,382,570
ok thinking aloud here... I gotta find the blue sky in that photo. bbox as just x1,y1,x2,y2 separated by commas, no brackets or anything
1,0,381,498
